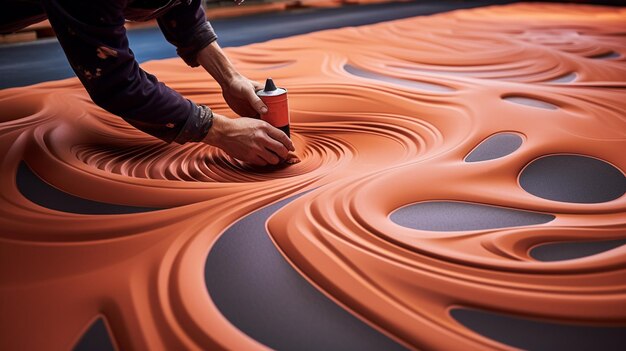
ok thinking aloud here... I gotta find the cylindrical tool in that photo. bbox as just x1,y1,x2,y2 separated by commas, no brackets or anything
256,78,290,137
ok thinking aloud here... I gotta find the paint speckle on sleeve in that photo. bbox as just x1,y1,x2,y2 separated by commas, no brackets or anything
96,46,119,59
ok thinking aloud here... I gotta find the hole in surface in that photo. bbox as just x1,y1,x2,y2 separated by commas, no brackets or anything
206,192,407,351
451,308,626,350
520,155,626,204
547,72,577,83
344,64,453,92
16,161,161,214
503,96,558,110
530,238,626,261
390,201,554,231
465,133,523,162
72,317,116,351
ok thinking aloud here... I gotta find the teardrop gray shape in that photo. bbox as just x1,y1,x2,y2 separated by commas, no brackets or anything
344,64,454,92
503,96,558,110
465,133,523,162
530,238,626,261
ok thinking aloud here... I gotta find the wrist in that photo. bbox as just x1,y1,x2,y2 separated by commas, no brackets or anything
197,41,238,87
202,113,228,146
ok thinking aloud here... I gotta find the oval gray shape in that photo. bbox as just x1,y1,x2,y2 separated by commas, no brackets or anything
520,155,626,203
205,192,407,351
344,64,453,92
390,201,554,232
503,96,558,110
465,133,523,162
530,238,626,262
17,161,161,214
451,308,626,350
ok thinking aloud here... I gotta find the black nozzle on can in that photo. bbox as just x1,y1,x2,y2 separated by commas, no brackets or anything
264,78,277,92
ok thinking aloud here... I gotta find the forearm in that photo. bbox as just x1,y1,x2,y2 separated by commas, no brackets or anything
197,41,239,88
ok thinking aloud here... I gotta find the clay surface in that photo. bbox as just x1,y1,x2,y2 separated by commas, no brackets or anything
1,3,625,350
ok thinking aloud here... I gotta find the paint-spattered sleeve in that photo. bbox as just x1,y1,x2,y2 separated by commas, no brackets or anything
157,0,217,67
40,0,211,144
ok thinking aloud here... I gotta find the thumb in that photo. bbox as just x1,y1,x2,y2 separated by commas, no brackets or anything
244,87,268,115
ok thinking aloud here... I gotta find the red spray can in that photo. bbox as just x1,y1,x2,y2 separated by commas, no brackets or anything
256,78,290,138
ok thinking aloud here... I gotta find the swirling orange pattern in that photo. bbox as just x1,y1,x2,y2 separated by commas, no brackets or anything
1,3,625,350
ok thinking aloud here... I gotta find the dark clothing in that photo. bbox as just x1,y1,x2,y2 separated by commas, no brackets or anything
1,0,217,143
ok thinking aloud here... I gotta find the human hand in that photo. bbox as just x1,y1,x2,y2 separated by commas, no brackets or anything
203,113,295,166
221,74,266,118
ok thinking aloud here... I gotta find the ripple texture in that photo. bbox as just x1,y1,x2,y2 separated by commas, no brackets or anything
1,3,625,351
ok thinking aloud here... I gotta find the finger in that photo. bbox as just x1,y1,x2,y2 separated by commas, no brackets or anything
262,136,289,159
243,86,268,115
257,147,280,165
265,125,295,151
285,151,301,164
250,155,267,166
250,80,264,91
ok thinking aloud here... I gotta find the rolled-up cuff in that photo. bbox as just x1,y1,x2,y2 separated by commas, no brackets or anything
179,22,218,67
173,104,214,144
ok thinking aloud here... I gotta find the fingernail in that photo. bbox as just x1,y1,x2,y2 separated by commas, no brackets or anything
261,106,268,114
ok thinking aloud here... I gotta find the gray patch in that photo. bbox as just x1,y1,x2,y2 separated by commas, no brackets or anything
590,51,621,60
465,133,523,162
451,308,626,350
530,238,626,261
547,72,577,83
520,155,626,204
16,161,160,214
72,318,116,351
206,192,408,351
344,64,454,92
503,96,558,110
390,201,554,231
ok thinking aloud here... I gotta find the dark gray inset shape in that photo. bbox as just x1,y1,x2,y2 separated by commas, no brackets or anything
548,72,577,83
73,318,116,351
530,238,626,262
451,308,626,350
344,64,454,92
17,161,161,214
503,96,558,110
591,51,621,60
390,201,554,232
205,192,407,351
520,155,626,204
465,133,523,162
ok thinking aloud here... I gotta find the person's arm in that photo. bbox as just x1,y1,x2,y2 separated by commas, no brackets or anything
158,0,296,165
41,0,210,144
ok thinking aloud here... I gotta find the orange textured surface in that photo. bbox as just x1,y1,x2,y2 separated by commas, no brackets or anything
1,3,626,350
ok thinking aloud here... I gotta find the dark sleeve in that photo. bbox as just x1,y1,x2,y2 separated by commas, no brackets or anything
41,0,211,143
157,0,217,67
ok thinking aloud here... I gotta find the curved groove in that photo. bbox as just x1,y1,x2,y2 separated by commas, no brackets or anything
17,161,161,214
520,155,626,204
344,64,453,92
205,192,407,351
451,308,626,350
503,96,558,110
390,201,554,232
530,238,626,262
72,317,116,351
547,72,577,83
465,133,523,162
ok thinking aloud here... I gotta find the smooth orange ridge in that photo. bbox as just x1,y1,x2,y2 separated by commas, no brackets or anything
1,3,625,350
